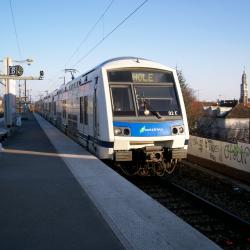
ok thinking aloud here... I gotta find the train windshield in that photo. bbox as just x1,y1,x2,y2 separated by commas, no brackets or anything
135,85,180,117
111,86,136,116
109,70,181,118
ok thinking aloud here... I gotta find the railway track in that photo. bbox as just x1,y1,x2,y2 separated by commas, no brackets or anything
127,176,250,249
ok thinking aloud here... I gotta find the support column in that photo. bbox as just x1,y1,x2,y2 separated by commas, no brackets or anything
3,57,16,127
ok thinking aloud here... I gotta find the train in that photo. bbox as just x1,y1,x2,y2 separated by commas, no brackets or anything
35,57,189,175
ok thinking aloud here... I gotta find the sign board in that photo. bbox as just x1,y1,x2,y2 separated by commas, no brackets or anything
9,65,24,76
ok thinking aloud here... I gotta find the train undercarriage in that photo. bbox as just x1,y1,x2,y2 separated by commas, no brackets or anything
115,146,187,176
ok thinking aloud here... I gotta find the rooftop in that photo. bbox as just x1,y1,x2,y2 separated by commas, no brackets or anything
226,103,250,118
201,102,250,118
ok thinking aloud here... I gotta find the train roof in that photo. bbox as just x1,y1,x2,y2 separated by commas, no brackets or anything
57,57,175,93
78,56,173,78
96,56,151,68
78,57,153,78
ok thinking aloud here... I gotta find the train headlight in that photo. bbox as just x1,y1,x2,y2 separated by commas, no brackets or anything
114,127,122,135
114,127,131,136
172,127,178,135
172,125,185,135
123,128,131,136
178,126,184,134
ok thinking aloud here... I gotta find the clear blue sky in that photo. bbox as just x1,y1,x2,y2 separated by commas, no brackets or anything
1,0,249,101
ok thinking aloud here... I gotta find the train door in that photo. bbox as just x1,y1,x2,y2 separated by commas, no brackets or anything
83,95,89,147
79,96,84,132
52,97,56,124
48,102,52,121
79,78,98,150
93,77,98,140
62,99,67,132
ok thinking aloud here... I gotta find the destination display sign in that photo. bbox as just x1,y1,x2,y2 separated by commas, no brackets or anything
132,72,155,83
108,70,174,83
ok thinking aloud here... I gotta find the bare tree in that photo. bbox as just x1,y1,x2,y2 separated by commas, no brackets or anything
177,69,202,132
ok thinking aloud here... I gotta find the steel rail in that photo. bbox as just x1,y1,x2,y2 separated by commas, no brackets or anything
168,180,250,231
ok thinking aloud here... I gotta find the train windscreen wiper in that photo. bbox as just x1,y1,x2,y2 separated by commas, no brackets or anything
138,96,163,119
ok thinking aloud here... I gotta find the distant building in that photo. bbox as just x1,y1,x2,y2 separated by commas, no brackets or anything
202,100,238,118
218,99,238,107
193,71,250,142
239,69,248,104
197,102,250,143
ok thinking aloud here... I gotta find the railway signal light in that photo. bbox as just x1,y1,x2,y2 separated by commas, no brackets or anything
39,71,44,80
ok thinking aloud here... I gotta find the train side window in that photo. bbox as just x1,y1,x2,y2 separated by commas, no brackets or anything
80,97,84,123
53,102,56,116
84,96,88,125
49,102,51,113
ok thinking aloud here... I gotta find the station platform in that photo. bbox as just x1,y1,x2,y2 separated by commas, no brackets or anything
0,113,221,250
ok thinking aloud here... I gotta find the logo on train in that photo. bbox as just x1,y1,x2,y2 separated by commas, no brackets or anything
139,125,164,134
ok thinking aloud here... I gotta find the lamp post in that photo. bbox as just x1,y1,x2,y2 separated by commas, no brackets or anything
194,89,204,102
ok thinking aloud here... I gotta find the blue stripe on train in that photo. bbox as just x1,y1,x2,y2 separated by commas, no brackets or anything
113,120,184,137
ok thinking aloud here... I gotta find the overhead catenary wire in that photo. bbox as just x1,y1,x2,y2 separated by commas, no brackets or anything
9,0,22,59
41,0,148,99
65,0,115,68
72,0,149,68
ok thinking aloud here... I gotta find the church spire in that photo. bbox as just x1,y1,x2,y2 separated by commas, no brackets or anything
240,69,248,104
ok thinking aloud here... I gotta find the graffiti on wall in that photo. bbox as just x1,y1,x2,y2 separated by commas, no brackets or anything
189,136,204,153
224,144,250,165
188,136,250,172
206,139,220,161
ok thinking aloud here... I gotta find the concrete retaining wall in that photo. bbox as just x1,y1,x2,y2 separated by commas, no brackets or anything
188,136,250,173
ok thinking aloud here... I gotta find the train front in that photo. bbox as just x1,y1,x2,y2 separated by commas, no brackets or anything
106,60,189,175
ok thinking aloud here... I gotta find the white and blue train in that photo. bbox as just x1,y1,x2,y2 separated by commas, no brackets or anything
36,57,189,175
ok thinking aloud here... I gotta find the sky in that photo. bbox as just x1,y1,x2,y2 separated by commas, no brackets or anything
0,0,250,101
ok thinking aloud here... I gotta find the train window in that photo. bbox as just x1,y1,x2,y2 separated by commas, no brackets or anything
80,97,84,123
62,100,66,118
134,85,181,116
49,102,52,113
111,86,135,116
84,96,88,125
53,102,56,116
